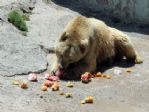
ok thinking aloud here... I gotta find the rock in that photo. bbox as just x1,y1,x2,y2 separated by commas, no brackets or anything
0,22,47,77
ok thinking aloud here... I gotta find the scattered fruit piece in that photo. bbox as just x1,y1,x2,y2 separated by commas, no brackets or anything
44,73,51,79
95,72,102,77
41,85,48,91
65,93,72,98
102,74,107,78
105,75,112,79
28,73,37,81
81,100,86,104
12,80,20,85
126,68,132,73
43,80,54,87
66,82,73,88
85,96,93,103
113,69,122,75
81,72,91,83
51,82,59,91
48,75,59,81
102,74,112,79
59,92,65,95
20,83,28,89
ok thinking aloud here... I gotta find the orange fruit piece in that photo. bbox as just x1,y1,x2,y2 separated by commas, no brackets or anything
51,82,59,91
20,83,28,89
43,80,54,87
85,96,93,103
95,72,102,77
41,85,48,91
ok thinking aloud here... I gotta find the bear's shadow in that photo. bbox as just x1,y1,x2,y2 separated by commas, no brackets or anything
61,59,135,81
96,59,135,73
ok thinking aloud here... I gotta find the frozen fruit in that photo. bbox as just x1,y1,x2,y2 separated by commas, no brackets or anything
85,96,93,103
43,80,54,87
51,82,59,91
28,73,37,81
41,85,48,91
81,72,91,83
20,83,28,89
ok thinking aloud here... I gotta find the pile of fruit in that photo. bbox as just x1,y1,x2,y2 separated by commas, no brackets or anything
12,68,135,104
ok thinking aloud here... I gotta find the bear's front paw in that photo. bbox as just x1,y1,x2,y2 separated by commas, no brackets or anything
50,66,59,75
135,58,143,64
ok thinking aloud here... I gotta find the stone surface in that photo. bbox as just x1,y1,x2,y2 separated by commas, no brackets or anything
0,0,149,112
0,22,47,76
52,0,149,25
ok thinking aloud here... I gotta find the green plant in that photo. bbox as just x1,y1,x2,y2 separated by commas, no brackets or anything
8,10,28,31
22,14,30,21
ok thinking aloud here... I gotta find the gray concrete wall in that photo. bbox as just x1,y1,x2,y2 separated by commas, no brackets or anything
61,0,149,25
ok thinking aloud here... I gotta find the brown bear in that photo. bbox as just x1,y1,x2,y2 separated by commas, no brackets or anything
51,16,142,79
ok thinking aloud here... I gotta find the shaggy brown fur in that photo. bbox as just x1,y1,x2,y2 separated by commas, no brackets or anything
51,16,142,79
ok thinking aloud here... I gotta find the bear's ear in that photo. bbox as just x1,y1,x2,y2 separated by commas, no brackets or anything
60,32,69,41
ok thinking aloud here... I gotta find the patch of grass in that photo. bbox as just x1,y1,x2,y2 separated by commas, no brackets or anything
8,10,28,31
22,14,30,21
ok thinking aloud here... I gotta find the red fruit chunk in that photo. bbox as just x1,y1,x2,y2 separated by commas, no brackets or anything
48,75,59,81
81,72,92,83
28,73,37,81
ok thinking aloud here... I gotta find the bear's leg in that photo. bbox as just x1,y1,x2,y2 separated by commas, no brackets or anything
120,42,143,64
